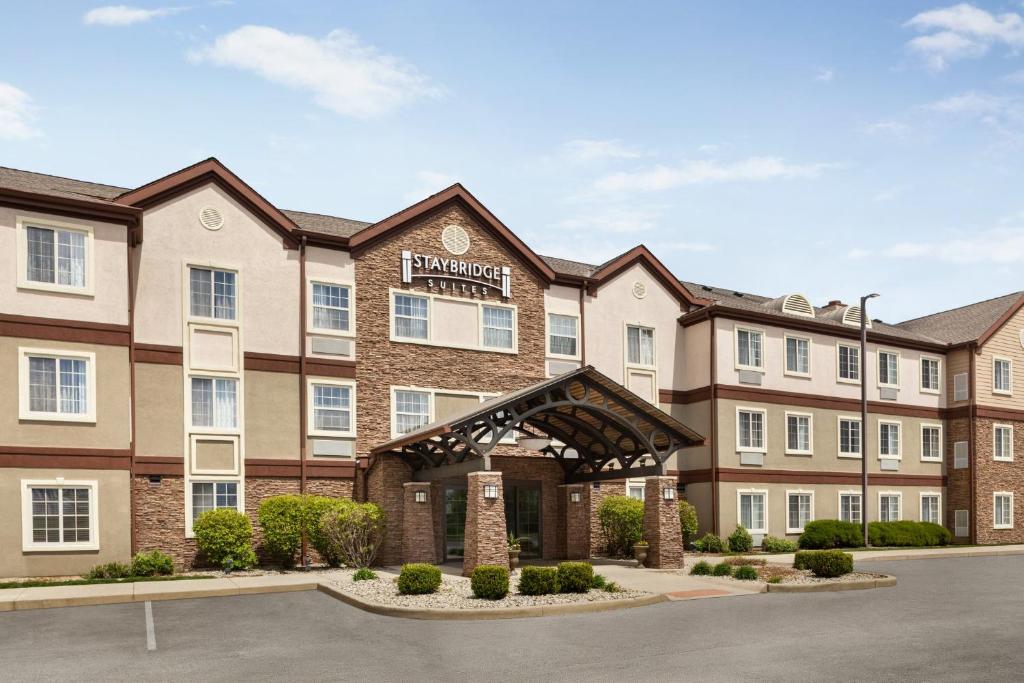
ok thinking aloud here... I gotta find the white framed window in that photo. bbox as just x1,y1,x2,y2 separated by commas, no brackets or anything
626,479,646,500
879,492,902,522
736,408,766,452
307,379,356,437
878,350,899,388
839,492,862,525
189,481,240,533
737,490,767,533
189,266,237,320
16,217,94,295
392,293,429,340
394,389,431,435
786,491,814,533
190,376,238,430
547,313,579,358
920,424,942,462
920,493,941,525
838,416,862,458
993,357,1013,395
735,326,764,370
626,325,656,367
18,348,96,423
920,356,941,393
994,492,1014,529
310,281,352,334
482,305,514,350
21,480,99,551
837,343,860,383
994,424,1014,462
879,420,901,460
785,412,812,455
784,335,811,376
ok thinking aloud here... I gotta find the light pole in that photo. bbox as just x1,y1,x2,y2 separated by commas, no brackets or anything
860,293,879,547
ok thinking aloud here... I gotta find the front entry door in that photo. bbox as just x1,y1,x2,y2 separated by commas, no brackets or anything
505,484,542,558
444,486,467,561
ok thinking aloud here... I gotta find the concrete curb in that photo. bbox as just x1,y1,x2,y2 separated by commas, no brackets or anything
766,575,897,593
852,549,1024,563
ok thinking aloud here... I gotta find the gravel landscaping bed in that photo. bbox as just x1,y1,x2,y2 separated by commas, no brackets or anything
673,561,887,585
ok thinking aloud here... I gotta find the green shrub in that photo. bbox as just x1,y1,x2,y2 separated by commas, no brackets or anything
767,576,782,584
397,563,442,595
728,524,753,553
517,566,560,595
689,560,712,576
193,508,258,570
734,565,759,581
798,519,865,549
678,500,700,547
603,581,622,593
711,562,733,577
598,495,645,557
130,550,174,577
353,568,377,581
557,562,594,593
693,532,726,553
794,550,853,577
869,521,952,547
257,495,305,568
471,565,510,600
761,535,798,553
306,496,358,567
320,501,387,568
591,573,607,590
86,561,132,579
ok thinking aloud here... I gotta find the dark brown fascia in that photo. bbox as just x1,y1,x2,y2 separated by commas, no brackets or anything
0,187,141,227
972,293,1024,351
586,245,712,308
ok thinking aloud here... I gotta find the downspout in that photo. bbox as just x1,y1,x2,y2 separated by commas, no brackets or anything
128,224,138,554
969,343,977,545
709,318,718,535
299,236,308,565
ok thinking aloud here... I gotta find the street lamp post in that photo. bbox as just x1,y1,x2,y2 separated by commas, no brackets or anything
860,293,879,547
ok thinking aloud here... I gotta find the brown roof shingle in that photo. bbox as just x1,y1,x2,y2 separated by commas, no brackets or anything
897,291,1023,345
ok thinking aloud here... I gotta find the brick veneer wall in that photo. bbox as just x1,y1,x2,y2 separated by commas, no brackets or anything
462,471,508,575
974,417,1024,544
402,482,437,563
366,455,412,565
643,476,684,568
946,417,972,541
561,484,589,559
586,480,627,557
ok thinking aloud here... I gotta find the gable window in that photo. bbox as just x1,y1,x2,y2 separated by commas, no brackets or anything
993,358,1012,395
878,351,899,387
920,357,940,393
312,282,351,332
785,336,810,376
191,482,238,526
879,421,901,459
738,491,767,533
190,267,236,320
482,305,514,350
393,294,429,340
787,492,813,533
310,381,354,436
19,349,95,422
785,413,812,454
994,424,1013,462
548,314,578,357
736,327,763,370
21,481,97,551
994,493,1014,529
627,325,655,367
737,409,766,451
920,494,941,525
838,417,862,457
837,344,860,383
395,390,430,434
921,425,942,462
879,493,901,522
191,377,238,429
18,218,93,295
839,493,862,525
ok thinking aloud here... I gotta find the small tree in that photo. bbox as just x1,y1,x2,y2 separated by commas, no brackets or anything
597,495,644,558
678,500,699,547
306,496,358,567
320,502,387,568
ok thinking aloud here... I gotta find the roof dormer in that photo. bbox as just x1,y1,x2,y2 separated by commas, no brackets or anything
842,305,872,328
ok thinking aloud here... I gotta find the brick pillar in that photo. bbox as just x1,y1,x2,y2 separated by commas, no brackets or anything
463,471,508,576
402,482,437,564
365,455,412,566
644,476,683,568
561,484,589,560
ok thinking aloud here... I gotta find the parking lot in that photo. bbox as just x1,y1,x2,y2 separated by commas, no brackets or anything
2,555,1023,682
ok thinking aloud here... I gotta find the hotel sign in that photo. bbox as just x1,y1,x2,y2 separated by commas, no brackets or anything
401,250,511,298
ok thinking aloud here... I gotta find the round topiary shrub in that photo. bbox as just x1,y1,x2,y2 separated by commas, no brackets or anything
193,508,258,570
689,560,712,576
728,524,753,553
517,566,560,595
711,562,733,577
693,532,726,553
86,561,132,580
557,561,595,593
471,565,510,600
794,549,853,577
397,563,442,595
130,550,174,577
598,495,644,558
678,500,700,548
258,495,305,568
733,565,759,581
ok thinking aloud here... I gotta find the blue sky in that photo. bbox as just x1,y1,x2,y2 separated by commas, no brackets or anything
4,2,1024,323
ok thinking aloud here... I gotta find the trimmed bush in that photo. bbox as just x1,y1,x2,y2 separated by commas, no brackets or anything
557,561,594,593
798,519,865,549
320,501,387,568
869,521,952,547
471,565,510,600
693,532,726,553
678,500,700,547
689,560,712,576
761,535,798,553
257,495,305,568
306,496,358,567
603,581,622,593
353,568,377,581
591,573,607,590
598,496,644,558
728,524,753,553
794,550,853,577
734,565,759,581
397,563,442,595
517,566,560,595
711,562,733,577
130,550,174,577
193,508,257,570
86,561,132,579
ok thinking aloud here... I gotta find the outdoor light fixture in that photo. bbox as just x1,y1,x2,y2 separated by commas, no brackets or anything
570,491,581,503
414,490,427,503
483,484,499,499
517,435,552,451
663,486,676,501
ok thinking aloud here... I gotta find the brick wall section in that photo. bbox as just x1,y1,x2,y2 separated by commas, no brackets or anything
644,476,684,569
133,475,195,570
560,484,589,559
366,455,412,565
462,471,508,576
946,417,972,541
586,480,627,557
402,482,438,563
246,477,301,565
974,417,1024,544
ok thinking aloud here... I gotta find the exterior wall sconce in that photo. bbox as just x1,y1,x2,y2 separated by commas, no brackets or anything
662,486,676,501
483,484,499,499
570,491,581,503
414,490,427,503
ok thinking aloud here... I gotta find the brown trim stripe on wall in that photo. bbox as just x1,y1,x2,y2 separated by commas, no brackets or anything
131,347,356,378
0,314,130,346
715,384,950,419
658,386,712,405
0,446,131,471
134,343,184,365
131,456,357,478
716,467,946,487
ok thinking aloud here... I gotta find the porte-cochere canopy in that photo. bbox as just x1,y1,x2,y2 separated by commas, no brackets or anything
372,366,705,483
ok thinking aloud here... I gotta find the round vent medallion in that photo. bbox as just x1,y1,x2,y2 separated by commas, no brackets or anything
441,224,470,255
632,281,647,299
199,206,224,231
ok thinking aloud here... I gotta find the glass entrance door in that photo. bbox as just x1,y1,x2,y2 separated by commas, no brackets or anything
505,484,541,558
444,486,467,561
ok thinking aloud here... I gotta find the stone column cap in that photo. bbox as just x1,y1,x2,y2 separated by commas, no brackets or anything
403,481,432,487
466,470,503,478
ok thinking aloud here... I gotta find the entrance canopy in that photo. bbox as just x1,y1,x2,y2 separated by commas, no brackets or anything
372,366,705,483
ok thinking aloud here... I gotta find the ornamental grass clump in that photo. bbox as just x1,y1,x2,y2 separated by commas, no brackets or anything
711,562,733,577
471,565,510,600
517,566,560,595
193,508,257,570
397,563,442,595
598,496,644,558
733,565,759,581
557,562,594,593
689,560,712,576
86,561,132,580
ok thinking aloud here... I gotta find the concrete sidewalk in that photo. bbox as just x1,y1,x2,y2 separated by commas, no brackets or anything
760,543,1024,565
594,564,763,599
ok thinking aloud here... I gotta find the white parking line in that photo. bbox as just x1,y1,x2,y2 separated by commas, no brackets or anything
144,601,156,651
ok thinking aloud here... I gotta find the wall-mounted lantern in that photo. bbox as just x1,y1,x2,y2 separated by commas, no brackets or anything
483,484,499,499
662,486,676,501
570,491,581,503
414,490,427,503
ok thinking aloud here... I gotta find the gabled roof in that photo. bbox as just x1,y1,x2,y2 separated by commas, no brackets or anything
897,291,1024,347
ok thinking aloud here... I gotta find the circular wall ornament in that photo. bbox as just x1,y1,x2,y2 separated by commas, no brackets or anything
441,224,470,255
199,206,224,231
632,281,647,299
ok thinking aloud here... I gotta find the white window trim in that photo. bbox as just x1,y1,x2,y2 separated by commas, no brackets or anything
919,355,942,395
185,478,244,538
18,347,97,423
183,261,242,327
545,312,581,361
782,334,812,378
481,303,517,351
919,491,942,525
735,406,768,453
785,489,815,534
307,378,357,438
625,478,646,500
992,356,1013,396
993,423,1014,462
919,423,943,463
189,434,240,476
878,490,903,522
836,415,863,459
734,325,765,372
389,385,503,440
388,288,518,354
307,278,356,338
187,323,240,373
994,491,1014,530
878,419,903,460
838,490,863,525
836,342,861,385
736,489,768,534
624,323,657,369
188,374,241,435
21,479,100,552
16,215,96,297
784,411,814,455
877,349,900,389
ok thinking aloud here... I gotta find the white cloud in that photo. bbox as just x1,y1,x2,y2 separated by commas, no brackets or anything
814,67,835,83
556,208,663,235
904,3,1024,71
561,139,647,162
404,171,457,203
885,227,1024,263
593,157,835,194
925,91,1008,114
846,247,871,259
696,143,720,154
865,120,911,137
658,241,717,253
0,82,41,140
188,25,443,118
1003,68,1024,83
83,5,187,26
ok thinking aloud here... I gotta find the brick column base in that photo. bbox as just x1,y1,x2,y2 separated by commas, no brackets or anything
402,482,437,564
644,476,684,569
463,471,508,576
560,484,589,560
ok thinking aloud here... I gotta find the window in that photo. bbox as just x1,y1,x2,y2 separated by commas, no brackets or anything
837,344,860,383
994,493,1014,529
954,509,970,537
879,421,901,459
19,349,95,422
627,479,645,500
736,327,763,369
627,325,655,367
191,377,238,429
993,358,1012,394
311,282,351,332
953,373,969,401
737,409,766,451
18,219,92,294
921,425,942,462
954,441,969,469
738,491,767,532
838,417,862,457
839,493,862,525
22,482,97,551
785,413,812,454
784,336,810,375
395,390,430,434
189,267,236,320
311,382,353,435
920,357,940,393
878,351,899,387
482,305,514,349
787,492,813,533
879,493,901,522
393,294,429,340
994,424,1014,461
548,314,578,357
191,482,238,527
920,494,941,525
